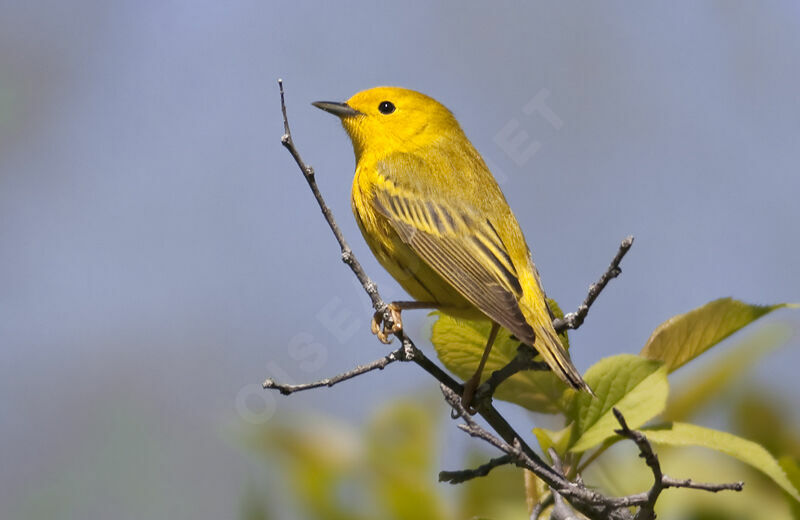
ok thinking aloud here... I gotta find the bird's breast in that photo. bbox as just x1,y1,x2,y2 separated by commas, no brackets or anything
350,165,476,315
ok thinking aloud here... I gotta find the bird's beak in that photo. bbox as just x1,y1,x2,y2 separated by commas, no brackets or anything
312,101,362,118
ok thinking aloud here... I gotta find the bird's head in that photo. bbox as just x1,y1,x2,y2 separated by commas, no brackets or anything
313,86,461,160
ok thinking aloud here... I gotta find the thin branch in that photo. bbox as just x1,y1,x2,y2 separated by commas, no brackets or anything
439,454,513,484
399,335,463,393
475,344,549,404
441,385,544,471
547,449,581,520
278,78,386,315
553,236,634,333
531,493,554,520
613,408,663,504
263,347,406,394
662,476,744,493
551,494,582,520
441,385,633,520
612,408,743,520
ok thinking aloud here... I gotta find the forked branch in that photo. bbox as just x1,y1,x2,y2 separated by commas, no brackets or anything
612,408,743,520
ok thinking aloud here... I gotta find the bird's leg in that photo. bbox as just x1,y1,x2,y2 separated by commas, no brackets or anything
462,322,501,414
371,301,438,344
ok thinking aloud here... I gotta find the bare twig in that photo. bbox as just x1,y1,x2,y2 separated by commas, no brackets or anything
440,385,547,472
612,408,743,520
439,454,513,484
661,476,744,493
441,385,632,520
475,344,549,405
551,494,583,520
530,493,554,520
278,78,386,316
547,449,582,520
263,347,407,394
553,236,634,333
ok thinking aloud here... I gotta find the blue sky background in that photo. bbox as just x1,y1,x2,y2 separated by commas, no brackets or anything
1,2,799,518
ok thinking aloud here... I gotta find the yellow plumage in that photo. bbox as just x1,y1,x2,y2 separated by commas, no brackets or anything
313,87,590,395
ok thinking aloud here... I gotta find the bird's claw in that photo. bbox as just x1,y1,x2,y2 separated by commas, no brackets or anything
371,304,403,344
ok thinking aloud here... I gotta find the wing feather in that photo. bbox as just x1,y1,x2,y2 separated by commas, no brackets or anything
371,158,536,344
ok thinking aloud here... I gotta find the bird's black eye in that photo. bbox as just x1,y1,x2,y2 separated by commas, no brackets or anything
378,101,395,114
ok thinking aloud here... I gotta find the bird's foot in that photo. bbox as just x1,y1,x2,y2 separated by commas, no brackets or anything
371,303,403,344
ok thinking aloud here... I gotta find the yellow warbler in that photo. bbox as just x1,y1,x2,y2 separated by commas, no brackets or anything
313,87,591,404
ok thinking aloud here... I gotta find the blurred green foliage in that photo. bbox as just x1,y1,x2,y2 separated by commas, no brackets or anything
246,298,800,518
240,398,528,519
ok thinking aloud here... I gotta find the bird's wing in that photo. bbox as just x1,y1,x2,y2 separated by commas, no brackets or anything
371,154,536,344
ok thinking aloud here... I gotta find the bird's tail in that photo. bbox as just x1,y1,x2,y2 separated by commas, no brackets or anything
532,320,594,395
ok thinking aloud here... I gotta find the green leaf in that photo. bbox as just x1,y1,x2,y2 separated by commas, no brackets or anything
524,470,551,518
731,390,800,460
532,428,556,456
643,422,800,503
778,455,800,491
431,313,568,414
640,298,794,372
663,322,793,422
533,424,574,457
566,354,668,453
779,456,800,495
779,457,800,516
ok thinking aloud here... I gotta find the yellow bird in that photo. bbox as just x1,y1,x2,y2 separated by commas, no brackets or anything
313,87,591,406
